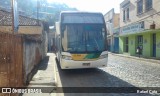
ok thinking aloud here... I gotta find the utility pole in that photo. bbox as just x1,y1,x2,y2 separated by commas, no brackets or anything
11,0,19,33
11,0,14,33
37,0,39,25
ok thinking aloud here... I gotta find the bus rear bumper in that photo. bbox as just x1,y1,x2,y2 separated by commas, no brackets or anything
60,58,108,69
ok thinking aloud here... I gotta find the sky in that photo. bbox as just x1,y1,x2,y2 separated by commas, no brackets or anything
47,0,124,14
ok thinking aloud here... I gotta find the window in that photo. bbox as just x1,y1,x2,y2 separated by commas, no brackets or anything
123,10,126,22
127,8,129,20
138,35,143,45
137,0,143,14
121,1,130,22
145,0,152,11
123,8,129,22
61,24,106,53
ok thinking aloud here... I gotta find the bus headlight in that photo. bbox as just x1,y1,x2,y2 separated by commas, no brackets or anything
62,55,72,60
99,54,108,59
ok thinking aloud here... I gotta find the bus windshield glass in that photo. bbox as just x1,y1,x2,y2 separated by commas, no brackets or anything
61,13,104,24
61,24,106,53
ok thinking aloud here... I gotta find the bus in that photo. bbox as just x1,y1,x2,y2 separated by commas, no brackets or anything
55,11,108,69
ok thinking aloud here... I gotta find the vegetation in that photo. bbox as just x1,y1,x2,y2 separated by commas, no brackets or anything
0,0,77,26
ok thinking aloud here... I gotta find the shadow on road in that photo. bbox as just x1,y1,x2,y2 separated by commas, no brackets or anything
38,56,50,70
55,59,155,96
26,56,50,84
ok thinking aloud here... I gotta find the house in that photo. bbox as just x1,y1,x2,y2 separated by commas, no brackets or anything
104,8,120,53
119,0,160,58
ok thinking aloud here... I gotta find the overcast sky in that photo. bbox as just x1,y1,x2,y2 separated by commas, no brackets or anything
47,0,124,14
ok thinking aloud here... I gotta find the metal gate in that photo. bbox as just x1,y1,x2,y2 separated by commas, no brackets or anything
0,33,23,96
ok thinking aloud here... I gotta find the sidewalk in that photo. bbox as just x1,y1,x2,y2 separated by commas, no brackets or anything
22,53,57,96
109,52,160,64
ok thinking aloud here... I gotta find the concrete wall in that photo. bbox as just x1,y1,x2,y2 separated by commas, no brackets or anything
42,31,48,55
23,40,43,83
0,26,43,34
114,14,120,28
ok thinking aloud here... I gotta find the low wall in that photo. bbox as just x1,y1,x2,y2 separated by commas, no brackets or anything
23,34,47,84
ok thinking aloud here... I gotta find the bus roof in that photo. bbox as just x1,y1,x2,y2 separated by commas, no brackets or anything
60,11,103,15
60,11,104,24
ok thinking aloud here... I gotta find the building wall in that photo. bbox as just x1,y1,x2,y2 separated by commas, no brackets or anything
104,9,114,52
128,35,136,56
114,14,120,28
120,0,160,29
119,37,124,54
104,8,114,35
104,9,120,52
143,33,152,57
119,0,160,59
24,41,42,77
156,32,160,58
119,31,160,58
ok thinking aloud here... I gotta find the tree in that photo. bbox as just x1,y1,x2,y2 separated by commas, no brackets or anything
16,0,77,25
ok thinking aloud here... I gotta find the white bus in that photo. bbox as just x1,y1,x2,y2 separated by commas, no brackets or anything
55,11,108,69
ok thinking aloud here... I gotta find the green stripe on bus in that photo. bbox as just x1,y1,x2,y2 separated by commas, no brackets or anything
84,53,101,59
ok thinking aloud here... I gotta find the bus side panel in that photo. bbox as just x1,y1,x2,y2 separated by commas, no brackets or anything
55,22,61,62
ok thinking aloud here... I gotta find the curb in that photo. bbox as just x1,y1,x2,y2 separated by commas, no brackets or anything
53,56,58,87
109,52,160,64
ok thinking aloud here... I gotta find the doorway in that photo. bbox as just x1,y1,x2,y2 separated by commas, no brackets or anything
137,35,143,55
124,37,128,52
114,37,119,53
153,34,156,57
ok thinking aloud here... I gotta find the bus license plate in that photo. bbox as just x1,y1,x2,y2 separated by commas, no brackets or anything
83,63,90,66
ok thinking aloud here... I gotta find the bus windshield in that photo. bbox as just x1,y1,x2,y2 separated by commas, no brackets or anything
61,24,106,53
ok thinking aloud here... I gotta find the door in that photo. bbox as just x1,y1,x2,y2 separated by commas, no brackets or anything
124,37,128,52
153,34,156,57
107,39,111,51
137,35,143,55
114,37,119,53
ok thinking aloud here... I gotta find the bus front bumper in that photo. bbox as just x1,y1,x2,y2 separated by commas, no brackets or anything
60,58,108,69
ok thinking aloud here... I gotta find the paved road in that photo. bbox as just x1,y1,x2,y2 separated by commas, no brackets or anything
55,53,160,96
